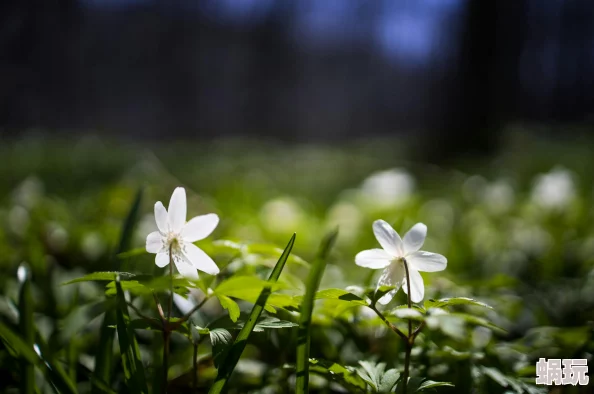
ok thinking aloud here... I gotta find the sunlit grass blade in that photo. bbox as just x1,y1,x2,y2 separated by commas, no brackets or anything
92,187,144,393
115,276,148,393
18,266,35,394
0,320,78,394
209,233,296,394
35,335,79,394
295,229,338,394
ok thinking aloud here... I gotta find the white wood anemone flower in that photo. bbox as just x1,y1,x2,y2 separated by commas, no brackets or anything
355,220,447,305
145,187,220,279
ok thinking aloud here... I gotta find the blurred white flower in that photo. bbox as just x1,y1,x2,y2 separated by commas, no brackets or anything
531,168,576,209
145,187,219,279
260,197,303,233
483,179,515,214
360,169,414,207
355,220,447,304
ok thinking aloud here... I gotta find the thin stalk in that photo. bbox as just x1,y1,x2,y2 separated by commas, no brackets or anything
170,297,209,330
368,304,407,341
402,258,412,394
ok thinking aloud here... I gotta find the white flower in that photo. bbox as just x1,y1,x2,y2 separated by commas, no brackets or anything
531,168,576,209
355,220,447,304
145,187,220,279
360,169,415,206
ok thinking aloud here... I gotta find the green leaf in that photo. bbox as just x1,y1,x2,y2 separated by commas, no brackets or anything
252,317,299,331
0,320,39,366
217,295,241,323
366,286,396,305
449,313,506,333
296,229,339,394
93,187,143,394
62,271,136,285
424,297,493,310
389,308,425,321
308,358,367,392
210,328,233,368
356,360,384,391
378,368,400,393
115,277,148,393
209,234,296,394
214,276,286,298
117,247,147,260
416,380,455,391
313,288,367,304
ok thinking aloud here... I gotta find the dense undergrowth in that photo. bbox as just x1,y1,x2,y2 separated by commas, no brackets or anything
0,131,593,393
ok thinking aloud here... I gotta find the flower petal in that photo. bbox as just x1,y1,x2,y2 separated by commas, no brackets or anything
402,268,424,303
173,294,194,315
403,223,427,254
376,262,405,305
156,251,170,267
173,253,198,279
183,243,220,275
146,231,163,253
168,187,187,233
372,220,404,257
355,249,392,269
154,201,169,233
406,251,447,272
182,213,219,242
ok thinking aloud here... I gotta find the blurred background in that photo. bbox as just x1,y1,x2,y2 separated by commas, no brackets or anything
1,1,594,392
1,0,594,157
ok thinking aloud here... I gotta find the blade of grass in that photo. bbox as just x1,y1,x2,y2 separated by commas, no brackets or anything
115,276,149,393
0,320,78,394
295,229,338,394
35,334,79,394
18,266,35,394
92,187,144,393
208,234,296,394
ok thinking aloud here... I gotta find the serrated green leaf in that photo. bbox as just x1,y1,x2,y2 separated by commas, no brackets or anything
308,358,367,392
378,368,400,393
210,328,233,368
217,295,241,323
356,360,384,390
424,297,493,310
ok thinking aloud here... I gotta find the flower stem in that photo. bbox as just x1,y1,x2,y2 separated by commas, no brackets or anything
402,258,413,394
368,304,407,341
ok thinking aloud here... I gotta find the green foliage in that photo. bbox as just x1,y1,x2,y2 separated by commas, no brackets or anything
209,234,296,394
296,229,339,394
1,135,593,393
